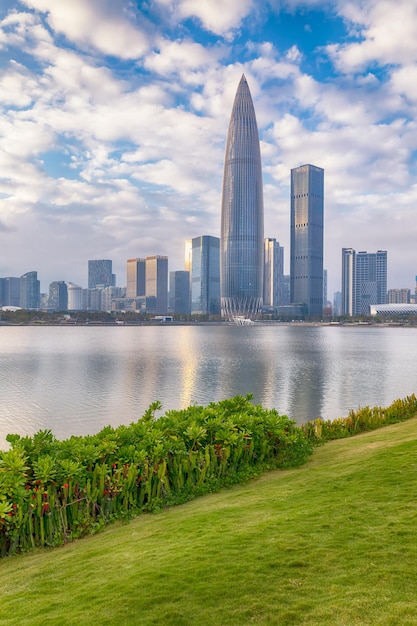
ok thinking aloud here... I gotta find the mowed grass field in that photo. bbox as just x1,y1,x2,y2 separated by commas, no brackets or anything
1,416,417,626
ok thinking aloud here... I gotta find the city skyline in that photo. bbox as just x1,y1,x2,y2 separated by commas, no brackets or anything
1,1,416,296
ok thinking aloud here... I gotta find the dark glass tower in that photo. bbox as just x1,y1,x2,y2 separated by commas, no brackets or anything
290,164,324,316
220,74,264,320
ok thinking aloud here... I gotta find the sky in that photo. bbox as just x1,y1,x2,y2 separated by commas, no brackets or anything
0,0,416,297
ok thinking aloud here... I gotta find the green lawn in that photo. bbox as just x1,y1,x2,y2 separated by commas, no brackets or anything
1,417,417,625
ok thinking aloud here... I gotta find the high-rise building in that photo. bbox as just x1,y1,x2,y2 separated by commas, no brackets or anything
341,248,387,316
0,277,20,307
290,164,324,316
191,236,220,315
355,250,387,315
263,238,284,309
145,256,168,315
88,259,113,289
388,288,410,304
169,271,190,315
342,248,355,316
220,74,264,320
126,258,146,298
20,271,40,309
67,283,83,310
48,281,68,311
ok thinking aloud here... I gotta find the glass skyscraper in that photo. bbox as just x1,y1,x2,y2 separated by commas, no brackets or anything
290,164,324,316
191,235,220,315
88,259,113,289
220,74,264,320
342,248,387,316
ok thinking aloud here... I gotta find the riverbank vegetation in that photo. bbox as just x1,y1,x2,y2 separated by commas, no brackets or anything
1,411,417,624
1,394,417,559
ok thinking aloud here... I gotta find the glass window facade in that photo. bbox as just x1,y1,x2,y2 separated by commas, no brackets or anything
220,75,264,320
290,164,324,316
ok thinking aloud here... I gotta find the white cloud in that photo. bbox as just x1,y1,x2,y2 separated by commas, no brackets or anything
156,0,255,38
20,0,150,59
329,0,417,73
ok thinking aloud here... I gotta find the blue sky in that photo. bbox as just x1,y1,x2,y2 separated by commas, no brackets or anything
0,0,416,297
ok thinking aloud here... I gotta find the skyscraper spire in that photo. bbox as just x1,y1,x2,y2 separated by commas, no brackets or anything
220,74,264,320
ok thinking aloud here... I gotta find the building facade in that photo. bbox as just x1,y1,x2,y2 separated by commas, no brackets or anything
145,256,168,315
126,258,146,298
341,247,355,316
191,236,220,315
290,164,324,316
20,271,40,309
263,238,284,309
387,288,410,304
220,74,264,320
48,281,68,311
88,259,113,289
342,248,387,316
169,271,190,315
67,283,83,310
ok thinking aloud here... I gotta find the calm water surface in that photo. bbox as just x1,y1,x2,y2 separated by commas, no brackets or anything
0,324,416,448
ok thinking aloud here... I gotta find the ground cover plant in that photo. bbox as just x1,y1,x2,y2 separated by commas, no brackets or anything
1,394,417,558
0,395,313,556
1,414,417,625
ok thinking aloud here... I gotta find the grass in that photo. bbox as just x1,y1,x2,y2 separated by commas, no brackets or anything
1,416,417,625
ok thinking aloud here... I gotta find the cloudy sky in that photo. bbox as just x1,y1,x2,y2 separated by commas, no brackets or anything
0,0,416,297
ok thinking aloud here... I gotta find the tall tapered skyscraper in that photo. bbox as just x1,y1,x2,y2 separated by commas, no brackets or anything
220,74,264,320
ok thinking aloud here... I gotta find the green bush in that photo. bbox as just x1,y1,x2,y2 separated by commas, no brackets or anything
0,395,312,556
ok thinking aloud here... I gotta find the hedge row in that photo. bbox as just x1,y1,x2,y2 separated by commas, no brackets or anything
0,395,312,556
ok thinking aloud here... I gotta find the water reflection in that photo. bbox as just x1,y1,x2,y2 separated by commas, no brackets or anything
0,325,417,448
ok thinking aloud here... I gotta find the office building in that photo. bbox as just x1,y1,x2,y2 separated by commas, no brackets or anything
169,271,190,315
67,283,83,310
355,250,387,315
145,256,168,315
88,259,113,289
290,164,324,316
220,74,264,320
341,248,355,316
342,249,387,316
0,277,20,307
191,236,220,315
48,281,68,311
20,271,40,309
263,238,284,309
126,258,146,298
388,289,410,304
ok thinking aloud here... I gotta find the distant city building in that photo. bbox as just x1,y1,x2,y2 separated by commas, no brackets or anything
0,277,20,307
83,288,102,312
263,238,284,309
281,275,290,306
48,281,68,311
184,240,192,273
355,250,387,315
333,291,342,317
342,249,387,316
370,304,417,316
145,256,168,315
88,259,113,289
341,248,355,316
169,271,190,315
20,271,40,309
388,288,410,304
101,286,124,311
220,74,264,320
191,236,220,315
323,269,328,305
126,258,146,298
290,164,324,316
67,283,83,310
